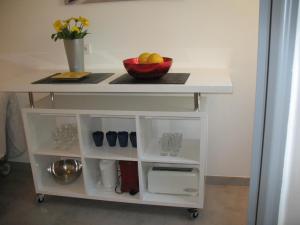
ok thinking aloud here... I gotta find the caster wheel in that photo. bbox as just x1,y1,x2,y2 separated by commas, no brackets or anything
187,208,199,219
37,194,45,203
191,211,199,218
0,163,11,176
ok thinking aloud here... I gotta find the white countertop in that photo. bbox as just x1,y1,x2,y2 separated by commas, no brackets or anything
0,68,232,94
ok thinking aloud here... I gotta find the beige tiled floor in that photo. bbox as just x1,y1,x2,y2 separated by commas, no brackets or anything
0,163,249,225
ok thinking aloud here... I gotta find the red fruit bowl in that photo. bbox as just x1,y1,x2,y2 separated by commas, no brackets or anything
123,57,173,80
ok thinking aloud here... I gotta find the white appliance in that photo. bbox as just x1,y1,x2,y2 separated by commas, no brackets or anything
147,167,199,196
99,159,117,190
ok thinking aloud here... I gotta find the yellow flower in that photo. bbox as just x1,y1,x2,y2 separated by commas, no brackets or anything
53,20,64,32
64,18,71,24
71,26,80,33
79,16,89,27
64,17,78,24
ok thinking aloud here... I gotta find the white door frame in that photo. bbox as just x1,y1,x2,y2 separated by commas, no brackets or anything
248,0,299,224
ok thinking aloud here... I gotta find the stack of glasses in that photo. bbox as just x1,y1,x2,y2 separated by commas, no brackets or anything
51,123,78,149
159,132,183,156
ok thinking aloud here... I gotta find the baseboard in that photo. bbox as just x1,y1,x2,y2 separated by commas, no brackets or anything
206,176,250,186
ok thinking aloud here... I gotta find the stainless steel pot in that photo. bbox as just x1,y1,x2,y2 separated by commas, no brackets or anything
47,159,82,184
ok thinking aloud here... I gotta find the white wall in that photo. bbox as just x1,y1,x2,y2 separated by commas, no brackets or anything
0,0,259,177
278,3,300,224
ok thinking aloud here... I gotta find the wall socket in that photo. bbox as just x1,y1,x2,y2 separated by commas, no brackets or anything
84,43,92,54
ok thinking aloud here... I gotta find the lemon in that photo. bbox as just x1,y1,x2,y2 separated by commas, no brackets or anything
138,52,151,64
147,53,164,64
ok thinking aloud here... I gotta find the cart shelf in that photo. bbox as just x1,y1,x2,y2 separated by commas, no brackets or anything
22,94,207,210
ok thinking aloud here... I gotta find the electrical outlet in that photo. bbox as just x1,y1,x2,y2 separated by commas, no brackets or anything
84,43,92,54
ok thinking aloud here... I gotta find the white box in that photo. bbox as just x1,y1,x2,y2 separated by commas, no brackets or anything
148,167,199,196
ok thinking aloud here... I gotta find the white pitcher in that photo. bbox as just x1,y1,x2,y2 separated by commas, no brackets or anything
99,160,117,191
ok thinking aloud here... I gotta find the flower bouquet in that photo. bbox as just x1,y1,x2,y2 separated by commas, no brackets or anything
51,16,89,72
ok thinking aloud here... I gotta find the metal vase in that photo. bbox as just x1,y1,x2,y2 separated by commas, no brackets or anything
64,39,84,72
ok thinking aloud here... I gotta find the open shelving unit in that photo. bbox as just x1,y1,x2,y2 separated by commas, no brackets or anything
32,155,85,196
139,162,201,208
82,157,140,203
78,114,138,161
25,113,81,157
138,116,202,165
22,94,208,210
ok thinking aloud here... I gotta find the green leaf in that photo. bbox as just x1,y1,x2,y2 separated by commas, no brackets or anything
57,32,63,40
79,30,88,39
62,28,70,39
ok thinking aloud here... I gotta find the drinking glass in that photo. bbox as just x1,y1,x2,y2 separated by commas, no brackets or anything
51,128,60,148
159,133,170,156
169,133,183,156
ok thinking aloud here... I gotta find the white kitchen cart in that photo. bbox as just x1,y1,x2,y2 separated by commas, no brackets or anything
22,94,206,218
0,69,232,218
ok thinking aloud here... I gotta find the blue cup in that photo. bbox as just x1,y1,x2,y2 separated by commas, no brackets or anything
118,131,128,147
92,131,104,147
106,131,117,147
130,132,137,148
